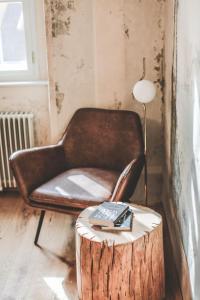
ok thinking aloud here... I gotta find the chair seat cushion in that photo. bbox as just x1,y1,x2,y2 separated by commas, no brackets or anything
30,168,120,209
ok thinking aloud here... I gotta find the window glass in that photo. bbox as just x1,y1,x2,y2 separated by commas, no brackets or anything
0,1,28,72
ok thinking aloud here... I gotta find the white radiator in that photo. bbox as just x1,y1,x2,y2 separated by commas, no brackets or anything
0,112,34,190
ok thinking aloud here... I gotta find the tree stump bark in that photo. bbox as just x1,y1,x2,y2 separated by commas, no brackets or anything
76,204,165,300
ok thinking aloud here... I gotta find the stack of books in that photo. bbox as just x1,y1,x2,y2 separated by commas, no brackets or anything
89,202,133,231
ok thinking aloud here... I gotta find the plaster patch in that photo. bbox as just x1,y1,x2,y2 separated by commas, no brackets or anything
115,100,122,110
124,24,129,39
154,48,165,102
60,53,69,59
77,59,85,70
55,82,64,114
51,0,75,38
52,16,71,38
155,50,164,64
113,97,122,110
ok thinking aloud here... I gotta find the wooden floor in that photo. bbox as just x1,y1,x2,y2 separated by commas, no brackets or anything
0,192,182,300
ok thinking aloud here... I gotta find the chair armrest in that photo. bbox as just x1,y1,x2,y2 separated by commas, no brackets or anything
9,144,66,203
111,154,145,202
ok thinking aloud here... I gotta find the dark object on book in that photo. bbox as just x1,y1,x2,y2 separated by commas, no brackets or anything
101,208,133,231
89,202,129,226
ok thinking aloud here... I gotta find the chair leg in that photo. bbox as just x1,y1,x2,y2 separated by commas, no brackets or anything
34,210,46,246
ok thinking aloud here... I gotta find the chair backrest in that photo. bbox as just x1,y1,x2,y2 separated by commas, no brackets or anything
61,108,144,171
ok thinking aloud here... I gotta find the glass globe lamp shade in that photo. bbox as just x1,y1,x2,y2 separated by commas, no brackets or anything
132,79,156,103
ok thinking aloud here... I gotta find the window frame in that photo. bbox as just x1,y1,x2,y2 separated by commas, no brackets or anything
0,0,39,82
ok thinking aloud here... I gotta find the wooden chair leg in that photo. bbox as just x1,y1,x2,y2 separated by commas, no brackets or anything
34,210,46,246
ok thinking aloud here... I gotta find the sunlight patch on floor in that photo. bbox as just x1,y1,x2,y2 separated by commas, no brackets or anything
44,277,69,300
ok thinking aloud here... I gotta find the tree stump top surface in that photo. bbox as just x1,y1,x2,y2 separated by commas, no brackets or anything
76,203,162,246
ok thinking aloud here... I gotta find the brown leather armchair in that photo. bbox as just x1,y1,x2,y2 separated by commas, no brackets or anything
10,108,144,245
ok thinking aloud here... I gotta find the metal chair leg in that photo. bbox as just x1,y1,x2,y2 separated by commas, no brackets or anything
34,210,45,246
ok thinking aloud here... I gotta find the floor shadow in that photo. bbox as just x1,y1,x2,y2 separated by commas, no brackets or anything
37,244,76,268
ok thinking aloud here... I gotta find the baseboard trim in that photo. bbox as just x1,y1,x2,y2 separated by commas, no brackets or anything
163,198,192,300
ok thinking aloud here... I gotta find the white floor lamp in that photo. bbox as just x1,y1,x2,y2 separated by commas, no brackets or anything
132,77,156,206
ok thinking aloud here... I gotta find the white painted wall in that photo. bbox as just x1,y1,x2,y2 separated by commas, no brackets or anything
173,0,200,297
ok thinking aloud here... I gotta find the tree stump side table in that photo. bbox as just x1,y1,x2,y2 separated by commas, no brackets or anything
76,204,165,300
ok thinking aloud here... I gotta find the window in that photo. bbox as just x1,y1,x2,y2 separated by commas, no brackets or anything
0,0,38,81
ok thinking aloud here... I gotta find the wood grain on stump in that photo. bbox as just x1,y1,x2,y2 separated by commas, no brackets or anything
76,204,165,300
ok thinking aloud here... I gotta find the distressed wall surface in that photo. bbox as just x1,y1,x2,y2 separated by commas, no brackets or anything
44,0,165,204
173,0,200,298
45,0,95,141
164,0,200,298
0,85,50,146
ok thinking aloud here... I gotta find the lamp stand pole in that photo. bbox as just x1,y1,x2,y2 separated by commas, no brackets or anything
143,103,148,206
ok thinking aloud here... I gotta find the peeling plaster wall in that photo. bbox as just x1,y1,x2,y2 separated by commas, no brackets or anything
45,0,95,141
93,0,126,108
0,86,50,146
163,0,175,189
44,0,165,204
172,0,200,298
123,0,165,204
